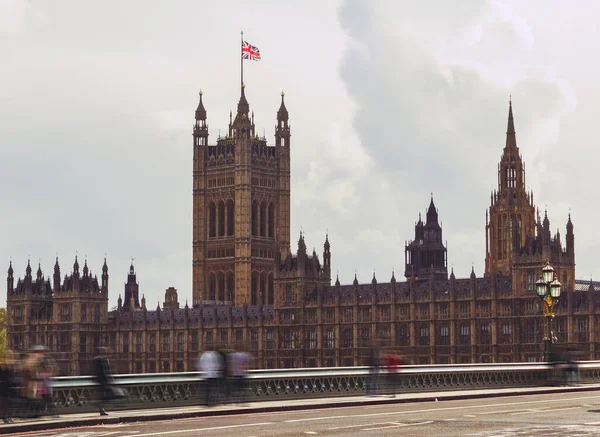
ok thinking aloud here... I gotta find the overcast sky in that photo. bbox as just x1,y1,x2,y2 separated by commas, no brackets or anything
1,0,599,308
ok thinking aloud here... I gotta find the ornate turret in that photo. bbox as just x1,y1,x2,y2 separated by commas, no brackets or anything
101,257,108,294
193,90,208,148
82,258,89,277
53,257,60,292
323,233,331,277
73,256,80,277
277,91,288,122
36,263,43,281
405,196,447,281
7,261,14,293
566,213,575,258
25,259,32,280
123,261,140,311
195,90,207,121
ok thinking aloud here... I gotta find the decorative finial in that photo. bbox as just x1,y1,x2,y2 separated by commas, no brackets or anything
281,90,285,97
199,89,203,96
242,83,246,89
509,94,512,105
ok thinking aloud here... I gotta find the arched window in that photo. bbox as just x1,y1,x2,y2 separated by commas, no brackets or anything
209,203,216,238
227,200,234,236
251,273,258,305
260,202,267,237
251,201,258,236
227,273,235,304
260,273,267,305
218,273,225,302
268,203,275,238
268,273,274,305
208,274,216,301
218,202,225,237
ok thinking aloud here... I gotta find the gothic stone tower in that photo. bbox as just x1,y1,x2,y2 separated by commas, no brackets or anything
485,100,536,277
485,101,575,293
404,196,448,281
192,85,291,305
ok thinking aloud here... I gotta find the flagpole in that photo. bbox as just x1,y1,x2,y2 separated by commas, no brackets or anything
240,30,244,91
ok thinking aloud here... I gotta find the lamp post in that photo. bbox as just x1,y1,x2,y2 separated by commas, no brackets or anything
535,261,562,362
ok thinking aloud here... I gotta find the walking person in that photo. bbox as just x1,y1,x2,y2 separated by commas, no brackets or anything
230,346,250,405
385,352,402,397
198,347,223,407
366,341,381,396
0,351,15,423
39,355,58,417
93,347,113,416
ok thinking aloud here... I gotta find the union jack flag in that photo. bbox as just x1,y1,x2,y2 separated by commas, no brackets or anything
242,40,261,61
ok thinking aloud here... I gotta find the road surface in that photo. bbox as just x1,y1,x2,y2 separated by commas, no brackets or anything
7,391,600,437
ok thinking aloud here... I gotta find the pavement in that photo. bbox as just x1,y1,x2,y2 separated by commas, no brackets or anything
2,383,600,435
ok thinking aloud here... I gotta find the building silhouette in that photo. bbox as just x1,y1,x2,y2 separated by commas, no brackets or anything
6,89,596,375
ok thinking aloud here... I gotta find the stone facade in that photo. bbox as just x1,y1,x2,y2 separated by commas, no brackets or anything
7,92,598,376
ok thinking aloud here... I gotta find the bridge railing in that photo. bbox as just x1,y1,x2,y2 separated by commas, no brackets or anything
50,361,600,413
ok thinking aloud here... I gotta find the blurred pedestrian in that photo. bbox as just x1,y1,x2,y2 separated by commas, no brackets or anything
0,351,15,423
231,345,250,405
93,347,113,416
198,347,223,406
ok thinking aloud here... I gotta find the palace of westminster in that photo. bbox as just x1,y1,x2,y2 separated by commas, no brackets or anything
6,83,596,376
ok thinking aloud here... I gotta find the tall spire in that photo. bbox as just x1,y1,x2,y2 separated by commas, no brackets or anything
277,91,288,122
426,193,438,225
505,97,518,152
195,90,206,121
237,83,250,116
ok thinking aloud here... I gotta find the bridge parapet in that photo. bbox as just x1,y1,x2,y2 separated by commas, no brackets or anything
50,362,600,413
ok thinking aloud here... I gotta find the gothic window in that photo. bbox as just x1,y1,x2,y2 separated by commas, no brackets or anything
419,325,429,346
250,329,258,350
251,201,258,236
80,335,86,353
260,202,267,237
268,274,274,305
209,274,216,301
479,323,491,344
191,332,198,352
123,333,129,354
525,271,536,292
260,273,266,305
342,329,353,348
578,318,589,342
162,333,170,352
227,273,235,304
439,326,449,345
80,304,87,322
209,202,216,238
268,203,275,238
136,333,142,353
251,272,258,305
177,332,184,352
218,273,225,302
301,330,313,351
325,328,335,349
459,325,470,345
397,324,410,347
218,202,225,237
500,323,512,344
265,329,274,349
227,200,234,236
149,333,156,352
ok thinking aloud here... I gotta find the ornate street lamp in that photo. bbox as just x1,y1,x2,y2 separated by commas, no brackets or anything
536,261,562,362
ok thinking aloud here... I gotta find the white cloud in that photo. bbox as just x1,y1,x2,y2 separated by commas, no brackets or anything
3,0,600,309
